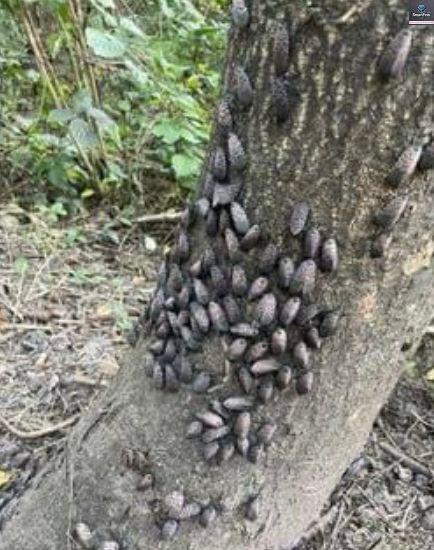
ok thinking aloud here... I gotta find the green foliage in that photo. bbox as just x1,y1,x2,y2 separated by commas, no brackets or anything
0,0,228,211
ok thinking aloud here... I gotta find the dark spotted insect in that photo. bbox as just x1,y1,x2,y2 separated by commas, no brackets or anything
255,292,277,326
257,382,272,404
192,372,211,393
232,264,248,296
186,420,203,438
319,311,340,337
240,224,262,250
208,301,229,332
272,76,290,123
304,228,321,258
193,278,210,305
238,366,255,394
230,201,250,235
235,67,253,109
290,259,316,296
257,423,276,445
277,256,294,288
202,443,220,461
296,371,314,395
289,201,310,236
165,365,180,392
374,196,408,229
247,340,269,362
260,243,279,273
218,441,235,463
248,276,269,300
213,181,243,207
387,145,422,187
202,426,231,444
216,100,233,133
190,302,210,333
320,238,339,272
280,297,301,326
249,443,265,464
251,358,279,375
276,365,292,389
305,327,322,350
234,411,251,438
223,294,243,324
377,29,412,80
228,133,247,171
231,0,249,28
223,395,254,410
210,265,228,297
225,228,241,262
273,23,290,76
212,147,227,181
196,410,224,428
230,322,260,338
271,328,287,355
206,208,219,237
419,143,434,171
153,362,165,389
227,338,248,360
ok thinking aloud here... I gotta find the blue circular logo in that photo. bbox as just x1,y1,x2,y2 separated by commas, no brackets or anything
417,4,426,12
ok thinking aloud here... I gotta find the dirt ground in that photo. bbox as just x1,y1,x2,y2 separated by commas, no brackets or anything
0,205,433,549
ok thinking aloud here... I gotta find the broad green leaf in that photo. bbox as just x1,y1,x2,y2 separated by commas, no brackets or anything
124,59,149,87
119,17,145,38
69,119,98,151
171,153,200,180
72,90,93,115
85,28,126,59
48,108,75,124
153,119,184,145
87,107,116,130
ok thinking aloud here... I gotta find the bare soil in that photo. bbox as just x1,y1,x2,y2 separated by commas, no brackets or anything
0,206,432,549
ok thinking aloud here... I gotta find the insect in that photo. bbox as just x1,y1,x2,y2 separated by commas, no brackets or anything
377,29,412,80
374,196,408,229
212,147,227,181
228,133,247,171
273,23,290,76
289,201,310,236
231,0,249,28
387,145,422,187
235,67,253,109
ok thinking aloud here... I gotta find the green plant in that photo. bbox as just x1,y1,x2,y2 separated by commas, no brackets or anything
0,0,228,210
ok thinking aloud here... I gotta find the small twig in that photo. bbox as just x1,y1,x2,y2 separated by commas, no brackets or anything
0,414,80,440
134,211,183,224
378,441,433,480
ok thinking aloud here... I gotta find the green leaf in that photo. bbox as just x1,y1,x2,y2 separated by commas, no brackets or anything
87,107,116,130
69,119,98,151
72,90,93,115
85,28,126,59
153,119,184,145
48,108,75,124
119,17,145,38
171,153,200,180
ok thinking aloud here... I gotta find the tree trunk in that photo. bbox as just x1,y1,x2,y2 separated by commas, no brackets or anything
1,1,432,549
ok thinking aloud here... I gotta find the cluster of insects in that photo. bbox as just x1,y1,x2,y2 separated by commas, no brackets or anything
371,28,433,257
128,10,434,544
139,2,341,478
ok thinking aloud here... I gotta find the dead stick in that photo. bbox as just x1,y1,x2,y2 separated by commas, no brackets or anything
0,414,80,440
379,441,433,479
134,211,183,224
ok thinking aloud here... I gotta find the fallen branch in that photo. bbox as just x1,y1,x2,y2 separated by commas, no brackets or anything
134,211,183,224
0,414,80,440
378,441,433,480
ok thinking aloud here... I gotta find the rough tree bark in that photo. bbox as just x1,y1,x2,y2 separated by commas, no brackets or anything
1,1,433,549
